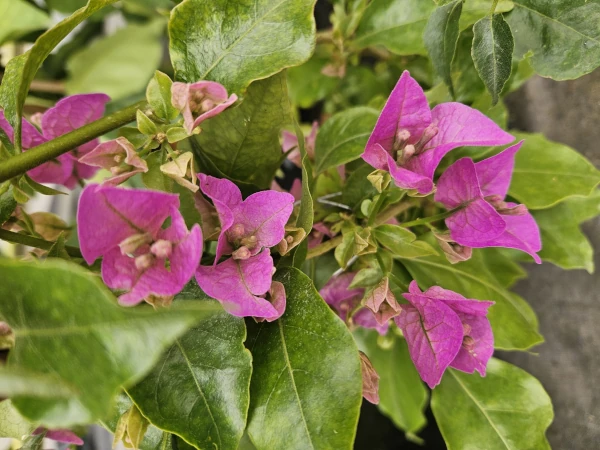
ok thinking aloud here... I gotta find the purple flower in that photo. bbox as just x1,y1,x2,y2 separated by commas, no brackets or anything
32,428,83,445
395,281,494,388
171,81,237,134
435,142,542,263
361,71,513,195
0,94,110,188
319,273,389,335
196,174,294,262
79,137,148,185
78,185,202,305
194,175,294,320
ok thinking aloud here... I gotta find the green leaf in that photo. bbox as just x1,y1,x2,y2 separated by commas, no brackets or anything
0,258,218,428
0,0,49,46
142,150,173,192
424,0,463,97
509,132,600,209
354,330,428,436
353,0,436,55
472,14,514,105
0,186,17,225
147,71,179,122
192,73,290,189
0,401,33,439
128,312,252,450
295,121,314,237
341,164,378,212
0,367,74,399
372,224,439,258
479,248,527,287
137,110,158,136
533,189,600,273
471,93,508,128
287,54,339,108
246,268,362,450
459,1,514,29
314,106,379,174
432,358,553,450
507,0,600,80
400,242,543,350
0,0,119,150
66,21,164,100
169,0,317,94
102,394,177,450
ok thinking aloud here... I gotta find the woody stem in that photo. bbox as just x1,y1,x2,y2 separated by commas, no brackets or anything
0,101,148,183
0,229,82,258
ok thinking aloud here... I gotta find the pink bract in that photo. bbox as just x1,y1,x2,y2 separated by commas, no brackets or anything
171,81,237,134
78,184,202,305
395,281,494,388
0,94,110,188
33,428,83,445
79,137,148,185
362,71,513,194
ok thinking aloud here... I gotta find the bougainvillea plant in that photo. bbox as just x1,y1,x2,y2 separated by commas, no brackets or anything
0,1,599,449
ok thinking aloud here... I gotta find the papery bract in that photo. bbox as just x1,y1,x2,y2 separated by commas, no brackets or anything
359,351,380,404
320,272,388,335
0,94,110,188
395,281,494,388
198,174,294,262
32,428,83,445
78,184,202,305
281,121,318,166
435,142,542,262
362,71,513,194
79,137,147,185
195,249,283,321
363,277,402,325
171,81,237,134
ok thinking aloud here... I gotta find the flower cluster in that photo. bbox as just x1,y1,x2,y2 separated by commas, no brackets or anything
0,94,110,188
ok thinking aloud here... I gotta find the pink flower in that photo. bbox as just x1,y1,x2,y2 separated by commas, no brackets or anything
319,273,389,335
0,94,110,188
78,185,202,305
435,142,542,263
79,137,148,185
361,71,513,195
395,281,494,388
194,175,294,321
171,81,237,134
281,121,318,167
32,428,83,445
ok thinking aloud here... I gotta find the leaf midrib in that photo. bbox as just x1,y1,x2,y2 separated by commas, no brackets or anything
278,320,316,450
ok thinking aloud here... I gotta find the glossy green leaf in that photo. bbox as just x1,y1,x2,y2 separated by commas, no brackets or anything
372,224,438,258
459,1,514,29
341,164,378,212
192,73,290,189
0,0,49,46
533,189,600,273
314,106,379,174
295,121,314,237
0,258,218,428
479,248,527,288
147,71,179,122
0,401,33,439
400,242,543,350
353,0,436,55
509,132,600,209
507,0,600,80
424,0,462,97
0,186,17,225
0,0,118,149
246,267,362,450
432,358,553,450
472,14,514,105
169,0,317,94
355,330,428,436
66,21,164,100
128,311,252,450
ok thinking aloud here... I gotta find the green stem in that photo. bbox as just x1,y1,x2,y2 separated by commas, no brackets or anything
0,101,147,183
0,228,82,258
401,208,458,228
367,191,387,226
490,0,499,14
